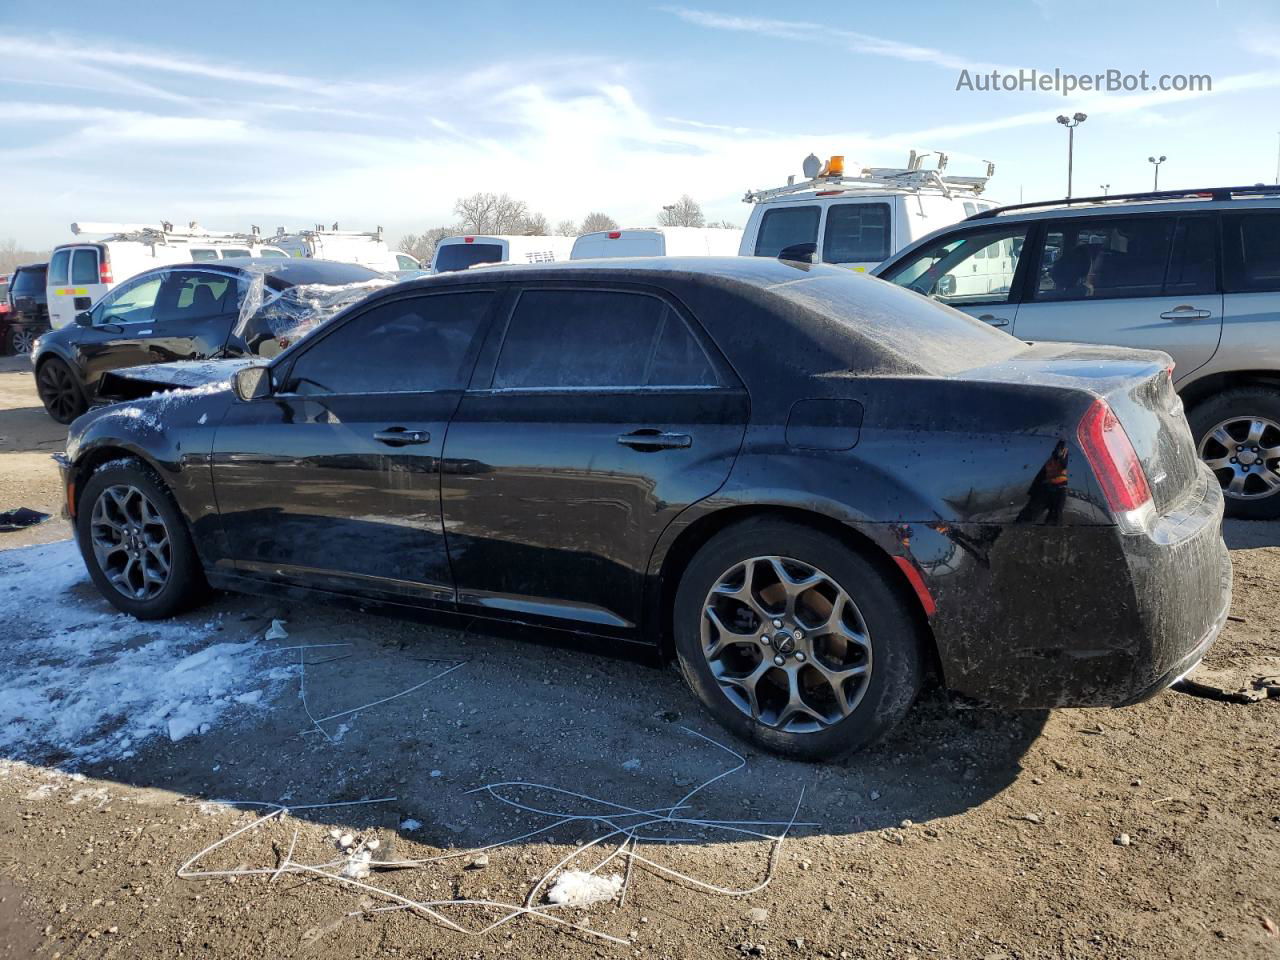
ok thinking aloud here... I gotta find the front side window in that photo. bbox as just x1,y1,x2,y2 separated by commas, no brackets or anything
492,289,717,389
153,270,239,324
190,249,219,262
70,248,99,285
287,292,493,395
396,254,420,270
1223,212,1280,292
879,225,1029,306
753,206,820,258
98,276,162,324
1034,217,1175,301
49,250,70,286
822,202,891,263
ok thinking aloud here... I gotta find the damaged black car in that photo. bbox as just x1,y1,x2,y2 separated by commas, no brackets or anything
57,257,1232,759
31,258,388,422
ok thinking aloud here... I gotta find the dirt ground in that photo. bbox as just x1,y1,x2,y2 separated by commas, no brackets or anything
0,355,1277,960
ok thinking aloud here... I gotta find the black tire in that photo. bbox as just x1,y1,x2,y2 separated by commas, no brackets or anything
9,326,36,356
672,518,924,760
75,460,210,619
1187,387,1280,521
36,356,87,424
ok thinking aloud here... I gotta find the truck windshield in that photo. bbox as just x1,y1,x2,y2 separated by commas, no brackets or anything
435,243,504,273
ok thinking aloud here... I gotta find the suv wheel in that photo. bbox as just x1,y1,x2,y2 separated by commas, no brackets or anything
1188,387,1280,520
10,327,35,356
76,460,209,619
672,518,924,760
36,357,87,424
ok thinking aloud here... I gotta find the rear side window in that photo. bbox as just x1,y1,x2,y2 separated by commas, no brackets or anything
435,243,504,272
219,249,251,258
49,250,70,286
1164,217,1217,295
493,289,717,389
70,249,99,285
1033,217,1175,301
822,202,891,263
190,249,219,262
288,292,493,395
753,207,820,257
1223,212,1280,292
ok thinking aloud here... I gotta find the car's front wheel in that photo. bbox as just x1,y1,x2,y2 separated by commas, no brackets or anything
673,518,924,760
76,461,209,619
36,357,87,424
1188,387,1280,520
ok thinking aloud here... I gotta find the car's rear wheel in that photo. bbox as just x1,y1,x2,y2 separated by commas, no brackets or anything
9,327,35,356
1188,387,1280,520
36,357,87,424
673,518,924,760
76,461,209,619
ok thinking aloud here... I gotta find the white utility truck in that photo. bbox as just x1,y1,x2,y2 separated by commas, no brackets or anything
739,152,999,274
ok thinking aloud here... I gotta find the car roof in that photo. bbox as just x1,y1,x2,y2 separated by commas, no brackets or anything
122,258,385,287
401,255,830,289
965,184,1280,224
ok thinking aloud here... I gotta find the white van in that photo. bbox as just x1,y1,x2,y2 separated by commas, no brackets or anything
570,226,744,260
46,223,288,329
739,153,998,273
270,227,400,271
431,235,575,273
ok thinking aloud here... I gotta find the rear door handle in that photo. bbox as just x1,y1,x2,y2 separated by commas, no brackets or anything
617,430,693,450
977,314,1011,327
373,427,431,446
1160,306,1212,321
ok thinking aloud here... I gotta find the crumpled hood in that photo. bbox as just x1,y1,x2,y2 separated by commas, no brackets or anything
96,357,264,401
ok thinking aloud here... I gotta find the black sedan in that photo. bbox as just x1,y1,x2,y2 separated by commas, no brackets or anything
58,258,1231,758
32,258,386,423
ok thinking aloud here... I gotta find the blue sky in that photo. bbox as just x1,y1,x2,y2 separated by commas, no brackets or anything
3,0,1279,247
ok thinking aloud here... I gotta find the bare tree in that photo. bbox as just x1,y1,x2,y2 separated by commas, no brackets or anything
521,212,550,235
553,219,579,237
704,219,739,230
0,239,50,275
657,195,705,228
453,192,529,234
580,212,619,233
398,227,456,264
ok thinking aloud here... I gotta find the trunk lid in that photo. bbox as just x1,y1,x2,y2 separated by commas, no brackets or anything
962,342,1200,515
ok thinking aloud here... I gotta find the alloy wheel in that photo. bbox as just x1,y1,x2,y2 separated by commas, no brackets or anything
1198,416,1280,500
10,328,35,355
36,362,81,422
89,485,173,600
700,555,872,734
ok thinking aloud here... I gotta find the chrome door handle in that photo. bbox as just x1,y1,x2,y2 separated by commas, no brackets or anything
373,427,431,446
1160,306,1212,321
617,430,693,450
977,314,1011,327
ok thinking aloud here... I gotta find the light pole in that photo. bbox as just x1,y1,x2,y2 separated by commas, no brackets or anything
1148,155,1166,190
1056,112,1087,198
1100,183,1111,196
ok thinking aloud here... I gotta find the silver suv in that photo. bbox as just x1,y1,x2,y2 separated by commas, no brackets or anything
873,185,1280,519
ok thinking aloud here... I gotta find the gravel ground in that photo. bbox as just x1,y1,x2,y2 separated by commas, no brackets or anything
0,356,1277,960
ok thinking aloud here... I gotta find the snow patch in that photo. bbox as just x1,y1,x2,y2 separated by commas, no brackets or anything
0,540,285,765
545,870,623,907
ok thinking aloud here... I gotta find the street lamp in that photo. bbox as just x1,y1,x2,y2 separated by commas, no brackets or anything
1148,155,1167,191
1056,112,1087,198
1100,183,1111,196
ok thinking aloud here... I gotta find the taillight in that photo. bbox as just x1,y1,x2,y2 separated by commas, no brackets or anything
99,249,113,284
1077,398,1153,531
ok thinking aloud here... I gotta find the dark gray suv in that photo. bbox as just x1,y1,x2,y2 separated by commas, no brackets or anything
875,185,1280,519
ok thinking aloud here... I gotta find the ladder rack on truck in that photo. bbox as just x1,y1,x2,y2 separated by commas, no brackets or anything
744,151,995,204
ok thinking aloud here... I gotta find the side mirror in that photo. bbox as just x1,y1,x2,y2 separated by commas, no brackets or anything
233,365,272,401
75,311,93,327
777,242,817,265
937,274,957,297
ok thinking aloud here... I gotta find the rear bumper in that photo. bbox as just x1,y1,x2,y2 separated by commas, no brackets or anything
915,465,1231,708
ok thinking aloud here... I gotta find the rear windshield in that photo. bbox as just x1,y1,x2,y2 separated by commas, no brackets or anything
768,271,1024,376
754,206,820,258
11,267,45,294
435,243,504,273
571,235,663,260
258,248,289,258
